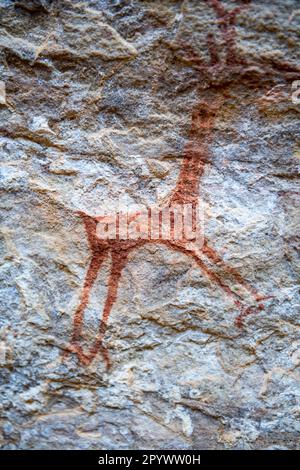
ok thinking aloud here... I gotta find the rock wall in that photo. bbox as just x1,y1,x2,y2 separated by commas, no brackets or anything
0,0,299,450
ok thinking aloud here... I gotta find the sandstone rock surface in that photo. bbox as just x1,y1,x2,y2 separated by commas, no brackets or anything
0,0,299,450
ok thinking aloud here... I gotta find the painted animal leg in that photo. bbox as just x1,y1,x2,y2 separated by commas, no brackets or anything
162,239,268,326
202,239,273,304
188,247,266,325
65,251,108,363
235,304,264,328
163,240,243,309
78,247,131,370
199,241,273,325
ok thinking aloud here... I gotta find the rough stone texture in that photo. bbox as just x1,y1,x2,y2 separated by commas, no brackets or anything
0,0,299,450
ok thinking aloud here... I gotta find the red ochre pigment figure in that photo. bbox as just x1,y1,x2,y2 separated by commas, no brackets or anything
64,0,297,370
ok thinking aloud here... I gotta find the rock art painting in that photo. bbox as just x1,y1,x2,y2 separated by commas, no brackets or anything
1,0,299,451
65,0,295,369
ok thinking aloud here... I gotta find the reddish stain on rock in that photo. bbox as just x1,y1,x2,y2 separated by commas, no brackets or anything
64,0,283,369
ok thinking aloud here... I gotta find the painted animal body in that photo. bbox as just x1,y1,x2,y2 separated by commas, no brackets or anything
65,0,294,369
